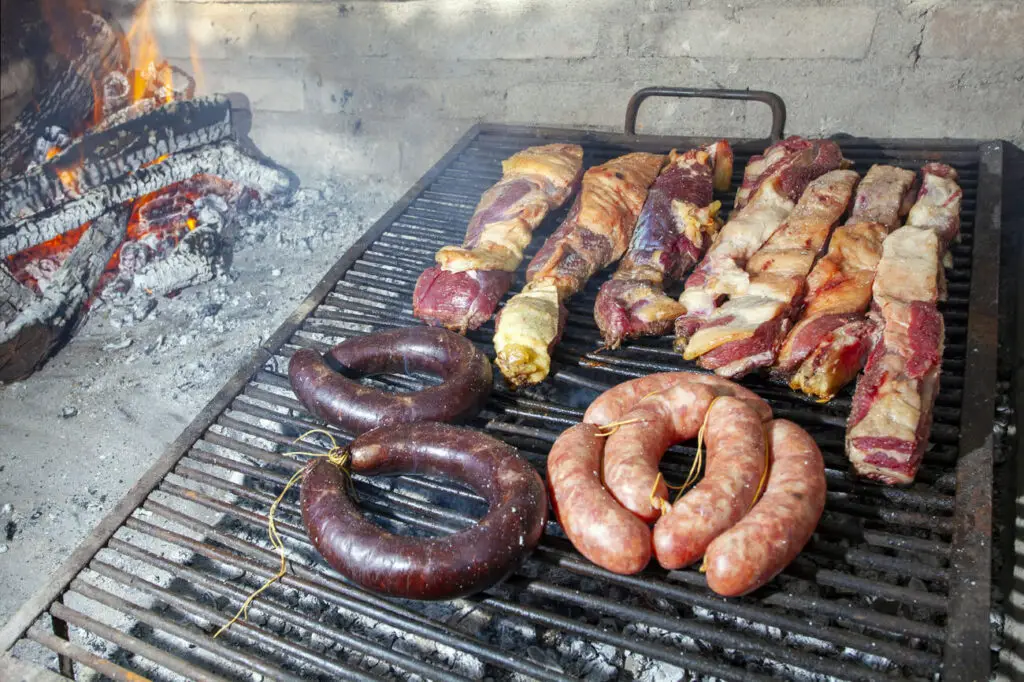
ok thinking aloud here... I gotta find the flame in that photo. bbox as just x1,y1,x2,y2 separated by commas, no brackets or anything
142,154,171,169
45,147,61,161
186,217,198,231
57,169,79,194
126,0,174,104
188,35,205,96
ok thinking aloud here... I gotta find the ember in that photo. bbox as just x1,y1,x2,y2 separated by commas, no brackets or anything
0,0,294,382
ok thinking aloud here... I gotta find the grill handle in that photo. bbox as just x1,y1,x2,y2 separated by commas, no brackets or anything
624,87,787,142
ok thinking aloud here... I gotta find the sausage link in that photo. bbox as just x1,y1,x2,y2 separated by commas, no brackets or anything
547,424,652,574
301,422,547,600
288,326,492,435
653,397,767,569
703,419,826,596
583,371,772,426
602,384,717,522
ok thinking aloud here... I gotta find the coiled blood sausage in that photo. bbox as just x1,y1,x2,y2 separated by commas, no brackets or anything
704,419,826,596
653,397,768,569
288,327,492,434
301,422,547,600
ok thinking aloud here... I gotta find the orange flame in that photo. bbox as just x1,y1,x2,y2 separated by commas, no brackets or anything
126,0,173,104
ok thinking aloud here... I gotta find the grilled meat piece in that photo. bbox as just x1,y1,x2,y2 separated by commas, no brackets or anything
593,141,732,348
776,164,918,400
681,170,860,377
846,165,961,485
494,152,665,387
674,138,844,344
733,136,842,213
413,143,583,333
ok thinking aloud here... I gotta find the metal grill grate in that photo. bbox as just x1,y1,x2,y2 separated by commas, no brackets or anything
1,122,1004,682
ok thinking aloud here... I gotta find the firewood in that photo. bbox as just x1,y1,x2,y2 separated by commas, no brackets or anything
1,140,295,257
0,263,35,328
1,96,234,224
0,206,130,382
0,10,126,180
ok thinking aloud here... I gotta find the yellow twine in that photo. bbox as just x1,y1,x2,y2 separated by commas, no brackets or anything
213,429,350,639
596,417,646,437
698,409,772,575
746,426,771,512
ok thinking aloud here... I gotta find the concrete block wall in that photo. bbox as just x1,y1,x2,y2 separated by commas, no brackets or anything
129,0,1023,188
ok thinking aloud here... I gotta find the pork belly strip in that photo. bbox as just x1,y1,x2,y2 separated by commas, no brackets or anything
412,143,583,332
682,169,860,378
494,152,665,387
775,164,917,399
846,299,944,485
593,141,733,348
846,165,961,485
673,138,844,343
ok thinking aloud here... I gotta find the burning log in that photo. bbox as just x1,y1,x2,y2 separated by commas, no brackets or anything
0,206,131,382
1,96,234,224
0,10,127,179
1,140,294,257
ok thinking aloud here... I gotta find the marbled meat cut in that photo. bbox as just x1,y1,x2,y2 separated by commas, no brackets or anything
494,152,665,388
413,143,583,333
776,164,917,400
673,138,844,344
593,141,732,348
846,165,962,485
681,169,860,378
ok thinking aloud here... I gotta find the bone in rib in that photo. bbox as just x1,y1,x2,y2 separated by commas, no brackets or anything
672,138,844,346
681,169,861,378
412,143,583,333
593,141,732,349
493,152,665,388
845,164,962,485
777,165,920,400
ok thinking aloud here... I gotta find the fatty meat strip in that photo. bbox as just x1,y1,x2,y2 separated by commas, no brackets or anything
593,141,733,348
673,138,844,344
493,152,665,387
775,164,918,399
845,164,962,485
413,143,583,333
680,169,861,378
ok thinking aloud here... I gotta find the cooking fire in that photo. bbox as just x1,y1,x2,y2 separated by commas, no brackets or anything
1,1,292,382
0,1,1017,681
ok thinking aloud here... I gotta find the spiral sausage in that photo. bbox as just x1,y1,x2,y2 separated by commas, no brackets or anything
601,383,718,522
288,327,492,434
547,423,652,574
704,419,826,596
301,422,547,600
652,397,767,569
583,371,772,427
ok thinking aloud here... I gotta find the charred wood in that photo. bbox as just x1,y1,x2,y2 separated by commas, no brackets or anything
0,10,126,179
0,206,130,382
2,95,234,224
1,140,295,257
0,264,35,328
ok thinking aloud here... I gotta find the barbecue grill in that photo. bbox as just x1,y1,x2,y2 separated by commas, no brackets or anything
0,88,1012,681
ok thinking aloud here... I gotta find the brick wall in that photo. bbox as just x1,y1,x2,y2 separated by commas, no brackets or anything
135,0,1024,187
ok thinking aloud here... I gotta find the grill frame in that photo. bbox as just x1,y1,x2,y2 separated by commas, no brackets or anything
0,117,1006,682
